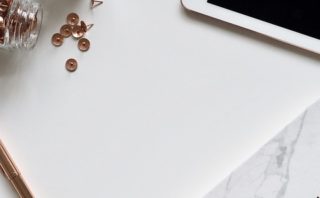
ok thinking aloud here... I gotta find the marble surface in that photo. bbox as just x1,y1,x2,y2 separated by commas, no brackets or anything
205,100,320,198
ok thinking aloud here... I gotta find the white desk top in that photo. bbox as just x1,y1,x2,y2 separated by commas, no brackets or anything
1,0,320,197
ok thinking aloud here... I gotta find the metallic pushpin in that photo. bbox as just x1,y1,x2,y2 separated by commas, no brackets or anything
0,1,8,14
78,38,90,52
0,16,4,28
65,58,78,72
51,33,64,46
0,17,4,44
91,0,103,8
80,21,94,32
66,12,79,26
71,25,84,39
60,24,72,37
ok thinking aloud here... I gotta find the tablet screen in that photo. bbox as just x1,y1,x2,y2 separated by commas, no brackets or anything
207,0,320,39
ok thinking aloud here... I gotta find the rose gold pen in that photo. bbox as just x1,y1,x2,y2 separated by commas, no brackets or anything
0,140,33,198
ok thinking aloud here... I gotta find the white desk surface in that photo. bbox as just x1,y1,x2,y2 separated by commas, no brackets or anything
1,0,320,197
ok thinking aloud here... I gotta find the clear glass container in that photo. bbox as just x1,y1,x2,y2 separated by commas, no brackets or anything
0,0,42,50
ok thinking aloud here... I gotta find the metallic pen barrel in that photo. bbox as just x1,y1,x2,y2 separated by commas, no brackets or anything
0,140,33,198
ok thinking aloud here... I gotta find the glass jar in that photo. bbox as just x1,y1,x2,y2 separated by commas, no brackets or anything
0,0,42,50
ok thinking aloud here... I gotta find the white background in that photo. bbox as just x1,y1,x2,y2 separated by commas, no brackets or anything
1,0,320,197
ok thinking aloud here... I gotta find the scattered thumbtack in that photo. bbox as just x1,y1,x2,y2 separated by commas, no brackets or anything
67,12,79,26
80,21,94,32
60,24,72,37
51,4,100,73
78,38,90,52
91,0,103,8
72,25,85,39
65,58,78,72
51,33,64,46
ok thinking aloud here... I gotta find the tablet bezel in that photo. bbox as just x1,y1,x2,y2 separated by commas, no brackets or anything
182,0,320,54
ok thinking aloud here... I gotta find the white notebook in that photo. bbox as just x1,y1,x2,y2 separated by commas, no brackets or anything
205,100,320,198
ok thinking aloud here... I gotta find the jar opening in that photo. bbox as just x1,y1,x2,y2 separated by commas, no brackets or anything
0,0,42,50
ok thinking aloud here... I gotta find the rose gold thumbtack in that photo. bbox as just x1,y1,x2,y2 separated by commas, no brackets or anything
60,24,72,38
51,33,64,46
0,1,8,14
71,25,84,39
66,12,79,26
91,0,103,8
65,58,78,72
78,38,90,52
0,17,5,44
0,16,4,28
80,21,94,32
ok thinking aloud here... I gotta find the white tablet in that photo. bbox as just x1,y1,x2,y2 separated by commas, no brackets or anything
182,0,320,54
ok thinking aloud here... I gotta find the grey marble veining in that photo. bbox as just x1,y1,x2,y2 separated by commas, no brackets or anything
205,101,320,198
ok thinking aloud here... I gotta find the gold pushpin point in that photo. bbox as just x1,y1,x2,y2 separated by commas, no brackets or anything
80,21,94,32
91,0,103,9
